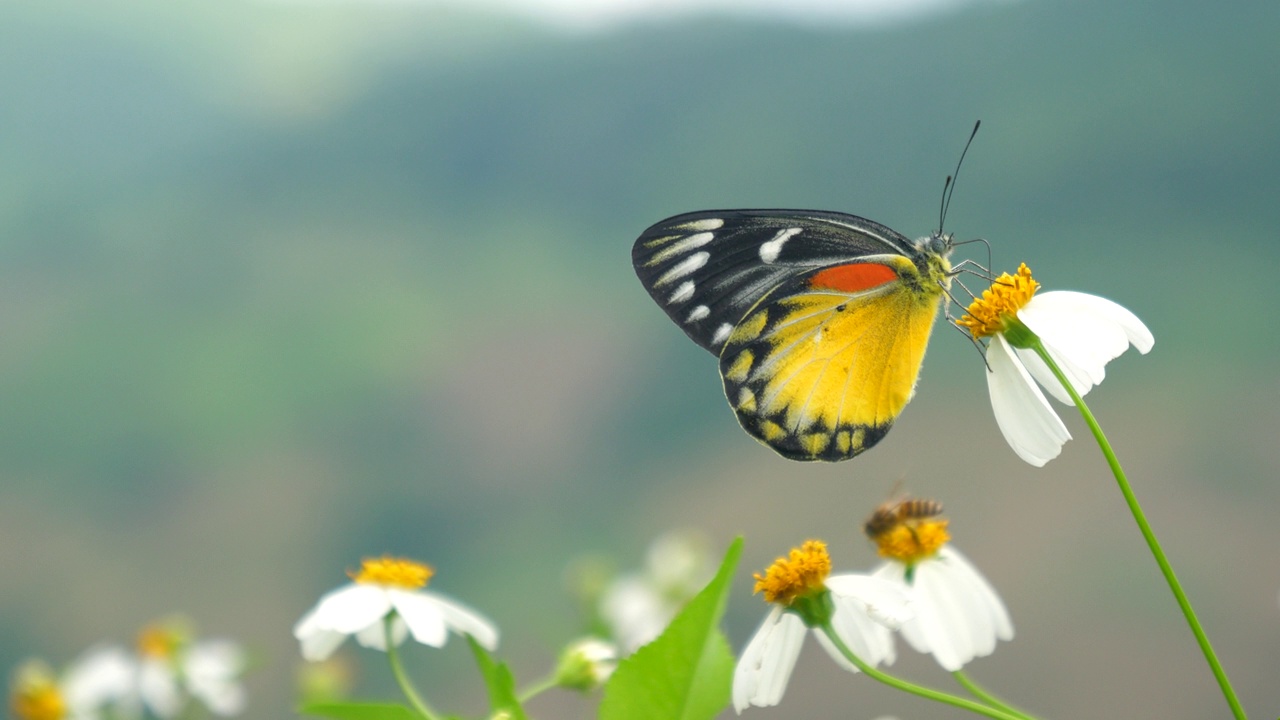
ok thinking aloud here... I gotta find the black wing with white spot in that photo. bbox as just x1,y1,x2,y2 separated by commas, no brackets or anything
632,209,918,355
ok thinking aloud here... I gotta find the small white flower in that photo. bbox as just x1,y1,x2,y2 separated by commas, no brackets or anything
960,264,1153,466
732,541,911,714
294,556,498,662
554,637,618,691
130,641,245,718
132,619,247,719
175,640,247,717
599,576,669,653
865,499,1012,672
50,620,247,720
875,546,1012,672
599,531,713,652
59,646,135,720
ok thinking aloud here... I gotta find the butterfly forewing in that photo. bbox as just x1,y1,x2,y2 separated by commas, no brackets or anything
632,210,919,355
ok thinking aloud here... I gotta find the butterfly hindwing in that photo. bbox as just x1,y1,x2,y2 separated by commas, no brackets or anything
717,260,947,461
632,210,920,355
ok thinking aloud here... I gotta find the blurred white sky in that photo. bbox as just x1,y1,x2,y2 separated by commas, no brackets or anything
281,0,1003,30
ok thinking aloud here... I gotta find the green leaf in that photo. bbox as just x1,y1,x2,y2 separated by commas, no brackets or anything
297,701,420,720
467,635,530,720
598,537,742,720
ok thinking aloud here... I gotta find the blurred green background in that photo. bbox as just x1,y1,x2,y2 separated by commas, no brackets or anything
2,0,1278,717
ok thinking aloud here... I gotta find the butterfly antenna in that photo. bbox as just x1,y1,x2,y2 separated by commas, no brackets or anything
937,175,952,235
939,120,981,234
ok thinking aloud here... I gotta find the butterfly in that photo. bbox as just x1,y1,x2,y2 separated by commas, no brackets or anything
632,210,955,462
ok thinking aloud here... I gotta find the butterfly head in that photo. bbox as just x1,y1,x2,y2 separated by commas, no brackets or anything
919,230,954,257
913,230,955,293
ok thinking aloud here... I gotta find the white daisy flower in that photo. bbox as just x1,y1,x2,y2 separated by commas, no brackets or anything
958,263,1154,466
58,646,135,720
732,540,912,714
129,618,247,718
293,556,498,662
17,620,247,720
599,531,713,653
866,498,1013,672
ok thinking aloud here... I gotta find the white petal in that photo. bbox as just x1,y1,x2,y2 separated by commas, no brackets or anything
824,574,913,627
297,584,394,636
1030,291,1153,353
185,641,246,716
192,681,245,717
298,629,348,662
1017,291,1153,401
896,548,1013,672
875,559,962,668
62,646,136,712
934,559,995,658
421,591,500,651
864,566,913,669
936,548,1014,643
732,608,805,713
986,334,1071,467
1012,346,1077,406
900,562,969,671
817,597,896,669
186,641,244,680
600,577,670,653
139,660,181,719
355,615,408,651
388,590,448,647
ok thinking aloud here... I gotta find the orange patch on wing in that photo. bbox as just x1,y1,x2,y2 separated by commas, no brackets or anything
809,263,898,292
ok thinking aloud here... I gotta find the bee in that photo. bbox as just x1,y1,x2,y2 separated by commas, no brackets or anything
864,496,944,540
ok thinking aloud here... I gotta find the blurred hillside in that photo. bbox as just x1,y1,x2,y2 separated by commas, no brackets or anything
1,0,1278,718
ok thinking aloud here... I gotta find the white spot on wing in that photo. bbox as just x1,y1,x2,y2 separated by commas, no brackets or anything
686,305,710,323
711,323,733,346
655,251,709,286
668,281,695,304
678,218,725,231
648,232,715,265
759,228,802,264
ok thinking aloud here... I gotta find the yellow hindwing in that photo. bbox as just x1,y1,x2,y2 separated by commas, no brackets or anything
719,265,944,461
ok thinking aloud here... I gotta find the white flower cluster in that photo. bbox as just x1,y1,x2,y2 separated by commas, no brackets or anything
38,627,245,720
733,542,1012,714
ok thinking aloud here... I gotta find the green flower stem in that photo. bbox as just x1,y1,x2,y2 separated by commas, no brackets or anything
1032,342,1247,720
385,617,439,720
952,671,1034,720
517,675,558,703
818,623,1032,720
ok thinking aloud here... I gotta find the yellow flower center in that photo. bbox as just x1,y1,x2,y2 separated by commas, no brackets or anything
871,519,951,565
865,497,950,565
137,618,188,660
350,556,433,588
752,540,831,606
956,263,1040,339
138,622,179,655
10,663,65,720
